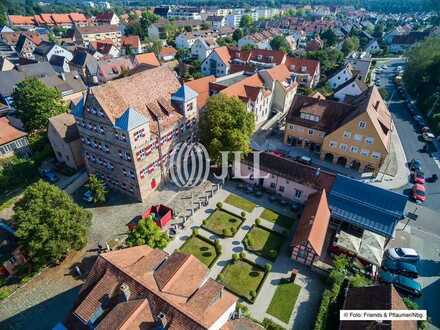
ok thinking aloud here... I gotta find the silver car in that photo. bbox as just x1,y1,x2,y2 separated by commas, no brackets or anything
386,248,419,263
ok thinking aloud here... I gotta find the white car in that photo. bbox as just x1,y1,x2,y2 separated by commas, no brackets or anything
422,132,435,142
386,248,419,263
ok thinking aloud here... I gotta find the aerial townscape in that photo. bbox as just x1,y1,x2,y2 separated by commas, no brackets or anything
0,0,439,329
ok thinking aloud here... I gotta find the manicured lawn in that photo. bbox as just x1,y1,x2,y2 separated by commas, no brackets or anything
266,279,301,323
224,194,256,213
260,208,294,229
179,235,218,267
244,225,284,261
218,259,266,302
202,209,243,237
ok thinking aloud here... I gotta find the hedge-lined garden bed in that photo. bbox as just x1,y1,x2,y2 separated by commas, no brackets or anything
217,255,269,303
201,207,244,237
243,224,284,261
224,194,256,213
266,278,301,323
260,208,295,229
179,233,221,268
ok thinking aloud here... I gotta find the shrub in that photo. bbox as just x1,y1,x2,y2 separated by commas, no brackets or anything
192,227,199,236
223,228,232,236
215,240,222,253
218,274,224,282
202,220,207,226
263,318,286,330
232,253,239,261
249,290,256,299
216,202,223,209
241,211,246,218
255,218,261,225
314,289,332,330
403,298,428,330
240,251,246,259
265,263,272,272
268,249,277,259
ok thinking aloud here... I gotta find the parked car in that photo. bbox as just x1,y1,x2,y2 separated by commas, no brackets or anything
409,159,422,172
382,259,418,278
412,183,426,203
378,271,422,297
411,170,425,184
39,169,59,183
82,190,93,203
422,132,435,142
295,155,312,165
421,126,431,133
414,115,427,127
385,247,420,263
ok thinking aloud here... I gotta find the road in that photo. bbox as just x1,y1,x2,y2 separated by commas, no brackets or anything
375,59,440,211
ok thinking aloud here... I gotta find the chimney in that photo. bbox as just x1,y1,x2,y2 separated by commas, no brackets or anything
120,283,130,302
375,100,380,109
315,167,321,177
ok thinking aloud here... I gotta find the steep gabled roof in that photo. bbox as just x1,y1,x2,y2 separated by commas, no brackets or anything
291,189,330,256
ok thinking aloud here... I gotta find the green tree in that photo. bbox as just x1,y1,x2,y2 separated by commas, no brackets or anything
341,36,360,55
126,216,170,249
373,23,384,39
320,28,337,46
148,39,162,57
139,11,159,38
0,2,7,26
86,175,108,204
232,28,244,42
306,48,344,75
12,78,67,131
13,181,91,268
270,35,290,52
240,44,255,52
199,94,255,165
239,15,253,30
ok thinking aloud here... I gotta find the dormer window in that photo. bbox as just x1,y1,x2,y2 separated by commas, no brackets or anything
300,112,320,122
301,66,307,73
257,55,262,60
289,64,296,71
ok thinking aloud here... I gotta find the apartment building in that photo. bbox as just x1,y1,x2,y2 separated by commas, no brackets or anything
74,24,122,48
0,117,31,158
284,86,392,174
8,12,88,29
73,66,199,201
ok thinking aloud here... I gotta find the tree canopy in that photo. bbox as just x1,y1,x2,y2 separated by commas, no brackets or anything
199,94,255,165
12,78,67,132
404,37,440,133
125,11,159,40
86,175,108,204
306,48,344,75
240,15,253,30
270,35,290,53
320,28,338,46
13,181,91,268
126,216,169,249
341,36,360,55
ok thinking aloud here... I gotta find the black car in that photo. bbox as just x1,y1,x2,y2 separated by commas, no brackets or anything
409,159,422,172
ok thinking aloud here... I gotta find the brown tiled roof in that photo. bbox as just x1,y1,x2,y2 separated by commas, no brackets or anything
8,15,35,25
247,48,286,65
121,35,140,49
222,318,265,330
0,117,28,146
95,12,116,22
0,32,42,46
213,46,232,65
90,66,181,129
48,113,79,143
134,52,160,67
242,152,336,192
154,252,208,298
220,73,267,102
185,75,216,109
285,57,320,77
160,46,177,57
340,284,417,330
291,189,330,256
286,95,354,133
77,24,120,35
66,246,237,329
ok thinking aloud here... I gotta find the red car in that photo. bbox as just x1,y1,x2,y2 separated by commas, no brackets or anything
412,184,426,203
411,171,425,184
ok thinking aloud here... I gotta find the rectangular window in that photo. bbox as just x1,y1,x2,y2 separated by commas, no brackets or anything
365,137,374,145
343,131,352,139
294,189,303,199
361,149,370,157
278,186,285,192
350,146,359,153
270,182,276,188
308,129,314,135
329,141,338,148
354,134,362,141
339,143,348,152
371,152,381,159
358,121,367,129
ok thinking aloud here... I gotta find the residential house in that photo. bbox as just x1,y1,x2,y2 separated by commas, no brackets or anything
389,31,430,53
70,48,99,84
49,55,70,73
207,16,225,31
95,12,120,25
134,52,161,68
33,42,73,63
8,13,88,29
191,37,219,61
291,189,331,265
148,19,203,40
184,75,216,110
74,25,122,48
284,57,320,88
364,39,381,55
95,56,136,83
328,64,355,89
0,57,14,71
159,47,177,62
0,117,31,158
7,15,37,29
237,29,280,50
225,14,242,28
333,74,368,101
62,246,237,330
201,46,232,77
237,151,336,204
345,58,371,82
15,34,41,59
73,66,198,201
48,113,84,169
90,40,120,58
167,7,203,20
121,35,142,54
305,37,323,51
340,285,417,330
284,86,392,174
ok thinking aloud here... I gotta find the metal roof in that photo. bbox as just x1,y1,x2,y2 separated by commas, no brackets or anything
171,85,198,102
328,175,407,238
115,107,148,131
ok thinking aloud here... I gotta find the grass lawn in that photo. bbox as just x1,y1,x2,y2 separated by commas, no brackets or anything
224,194,256,213
260,208,294,229
179,235,218,267
244,225,284,261
218,259,266,302
202,209,243,237
266,279,301,323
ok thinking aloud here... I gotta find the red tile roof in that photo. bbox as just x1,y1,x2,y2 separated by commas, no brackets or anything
185,75,216,109
134,52,160,67
121,35,140,49
285,57,320,77
0,117,28,146
160,46,177,57
220,73,267,102
291,189,330,256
